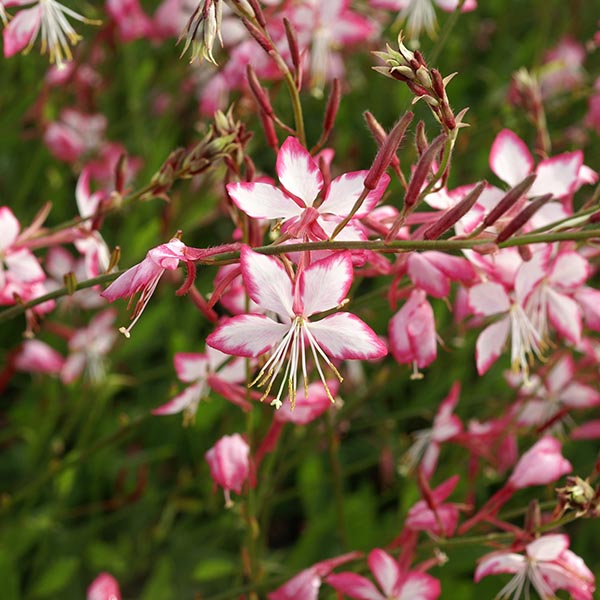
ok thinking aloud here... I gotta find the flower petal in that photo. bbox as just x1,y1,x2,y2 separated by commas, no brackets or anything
3,6,40,57
308,313,387,360
368,549,400,597
276,137,323,205
398,572,441,600
320,171,390,217
475,317,510,375
300,252,353,316
226,181,303,220
174,353,209,382
152,382,204,415
475,552,525,581
526,534,569,561
325,573,384,600
489,129,534,187
207,315,289,357
529,151,583,198
241,247,294,318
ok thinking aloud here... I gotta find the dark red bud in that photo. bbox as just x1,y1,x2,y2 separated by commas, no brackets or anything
496,194,552,243
482,173,537,228
242,18,273,54
404,133,447,209
323,79,341,136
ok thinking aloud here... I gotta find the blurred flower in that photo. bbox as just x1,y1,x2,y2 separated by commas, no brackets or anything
205,433,250,506
87,572,121,600
2,0,100,66
475,534,595,600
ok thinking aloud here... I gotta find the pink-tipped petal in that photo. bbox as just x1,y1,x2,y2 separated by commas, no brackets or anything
489,129,534,187
152,382,204,415
308,313,387,360
526,534,569,561
300,252,353,316
474,552,525,581
325,573,384,600
87,572,121,600
475,318,510,375
407,253,449,298
549,251,589,289
173,353,209,382
368,549,400,597
469,282,511,316
320,171,389,217
207,315,289,358
276,137,323,205
241,247,294,318
2,7,40,57
529,151,583,198
227,182,302,220
398,572,441,600
546,288,582,344
0,206,20,250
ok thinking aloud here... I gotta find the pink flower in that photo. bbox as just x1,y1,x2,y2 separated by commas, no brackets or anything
207,248,386,409
326,548,441,600
226,137,389,242
405,475,460,537
101,238,193,337
205,433,250,506
87,572,121,600
106,0,154,42
13,339,64,374
401,382,462,479
3,0,99,66
152,347,249,420
475,534,595,600
459,436,572,533
389,288,437,374
61,310,118,384
540,37,586,98
268,552,360,600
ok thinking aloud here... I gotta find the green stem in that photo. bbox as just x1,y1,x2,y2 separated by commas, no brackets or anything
429,0,467,65
326,411,349,549
3,227,600,324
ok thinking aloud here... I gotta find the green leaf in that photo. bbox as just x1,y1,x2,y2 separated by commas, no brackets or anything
30,556,79,598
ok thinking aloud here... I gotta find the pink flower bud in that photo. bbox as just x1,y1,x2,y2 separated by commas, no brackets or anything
87,573,121,600
205,433,250,504
508,435,572,489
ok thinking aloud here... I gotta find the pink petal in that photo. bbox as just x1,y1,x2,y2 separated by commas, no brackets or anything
423,251,476,283
241,247,293,318
407,254,449,298
3,7,40,57
398,572,441,600
5,248,45,282
320,171,389,217
275,380,337,424
14,339,64,374
207,315,289,357
475,318,510,375
436,0,477,10
368,549,401,597
549,251,589,289
474,552,525,580
489,129,534,187
571,420,600,440
509,436,572,488
0,206,20,251
87,572,121,600
268,568,321,600
308,313,387,360
529,151,583,198
226,182,302,220
526,534,569,561
546,288,582,344
469,282,511,316
205,433,249,494
325,573,384,600
152,382,204,415
174,352,209,382
299,252,353,316
276,137,323,205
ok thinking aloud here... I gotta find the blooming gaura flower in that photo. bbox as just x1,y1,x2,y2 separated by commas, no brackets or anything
207,247,387,409
2,0,101,67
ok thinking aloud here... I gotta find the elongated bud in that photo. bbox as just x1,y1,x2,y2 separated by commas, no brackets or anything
404,133,446,209
106,246,121,273
241,17,273,53
259,111,278,150
364,111,413,190
415,121,428,155
245,0,266,27
524,499,541,533
115,153,127,195
283,18,301,77
482,173,537,228
423,180,486,240
246,64,273,116
496,193,552,243
589,210,600,224
64,271,78,295
323,79,341,136
431,68,445,98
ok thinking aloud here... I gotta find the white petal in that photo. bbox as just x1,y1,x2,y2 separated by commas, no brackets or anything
241,247,294,318
276,137,323,205
529,152,583,198
547,288,582,344
489,129,534,187
0,207,20,251
300,252,353,316
174,353,209,382
526,534,569,561
308,313,387,360
475,318,510,375
226,181,302,220
368,549,401,597
207,315,289,357
469,282,510,316
320,171,389,217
